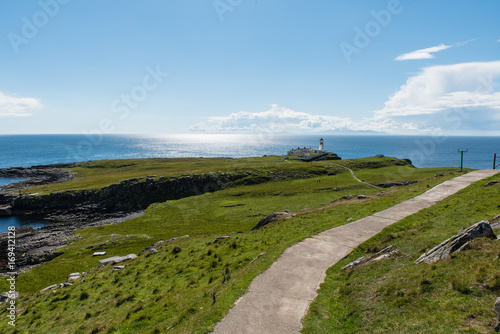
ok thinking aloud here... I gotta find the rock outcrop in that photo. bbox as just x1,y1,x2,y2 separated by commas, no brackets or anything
99,254,137,266
342,245,398,270
495,297,500,332
415,221,497,264
252,210,290,230
1,172,247,221
0,164,76,190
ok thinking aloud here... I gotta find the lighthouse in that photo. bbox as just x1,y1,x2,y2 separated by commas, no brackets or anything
319,138,324,151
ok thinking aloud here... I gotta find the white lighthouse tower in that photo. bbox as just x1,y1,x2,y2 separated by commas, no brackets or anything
319,137,324,151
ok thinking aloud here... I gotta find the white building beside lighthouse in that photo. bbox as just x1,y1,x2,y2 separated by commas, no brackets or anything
287,138,327,158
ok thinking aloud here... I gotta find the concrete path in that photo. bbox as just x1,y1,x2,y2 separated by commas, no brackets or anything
213,169,499,334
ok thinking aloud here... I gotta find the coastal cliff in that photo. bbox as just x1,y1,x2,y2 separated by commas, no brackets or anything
2,172,247,221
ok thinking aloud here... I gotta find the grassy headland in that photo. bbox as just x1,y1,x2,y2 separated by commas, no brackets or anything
0,156,470,333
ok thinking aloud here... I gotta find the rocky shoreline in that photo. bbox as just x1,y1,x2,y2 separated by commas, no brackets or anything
0,164,250,272
0,163,77,191
0,212,144,272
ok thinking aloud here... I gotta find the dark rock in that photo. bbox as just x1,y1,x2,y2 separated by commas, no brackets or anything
485,180,499,187
495,297,500,332
416,221,497,264
1,171,248,221
0,165,76,192
376,181,418,188
0,291,18,302
212,236,231,243
251,210,290,230
357,195,366,199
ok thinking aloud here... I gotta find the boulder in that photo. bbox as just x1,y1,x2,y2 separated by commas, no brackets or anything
342,245,397,270
342,256,367,270
150,248,158,254
93,252,106,256
252,210,290,230
66,272,81,282
99,254,137,266
40,284,58,292
416,221,496,264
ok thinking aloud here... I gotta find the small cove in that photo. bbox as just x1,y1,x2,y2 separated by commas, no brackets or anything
0,216,48,233
0,177,26,189
0,177,49,232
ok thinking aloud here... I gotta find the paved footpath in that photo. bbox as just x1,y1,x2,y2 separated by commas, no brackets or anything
213,169,500,334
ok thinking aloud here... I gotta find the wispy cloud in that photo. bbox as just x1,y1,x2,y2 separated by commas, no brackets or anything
395,44,451,61
395,40,474,61
0,92,42,117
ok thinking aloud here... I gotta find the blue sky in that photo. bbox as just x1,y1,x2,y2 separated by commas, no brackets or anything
0,0,499,135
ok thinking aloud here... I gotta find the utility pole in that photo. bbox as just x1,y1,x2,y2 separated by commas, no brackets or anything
458,149,468,172
494,153,497,170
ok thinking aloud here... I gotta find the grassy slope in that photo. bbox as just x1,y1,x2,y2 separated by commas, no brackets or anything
27,156,317,193
0,157,461,333
302,174,500,334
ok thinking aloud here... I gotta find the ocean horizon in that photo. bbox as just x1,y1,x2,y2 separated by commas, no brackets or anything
1,134,499,170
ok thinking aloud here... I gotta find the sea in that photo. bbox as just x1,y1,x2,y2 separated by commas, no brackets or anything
1,134,500,232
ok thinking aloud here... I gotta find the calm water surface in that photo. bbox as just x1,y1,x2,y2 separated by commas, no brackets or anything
0,217,47,233
0,134,499,169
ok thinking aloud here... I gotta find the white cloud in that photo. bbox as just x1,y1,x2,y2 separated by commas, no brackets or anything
0,92,42,117
372,60,500,132
190,105,352,133
395,40,474,61
190,104,418,134
375,61,500,118
395,44,451,61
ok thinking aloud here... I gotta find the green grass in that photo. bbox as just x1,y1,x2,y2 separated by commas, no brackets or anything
0,157,463,333
302,174,500,334
25,156,321,194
